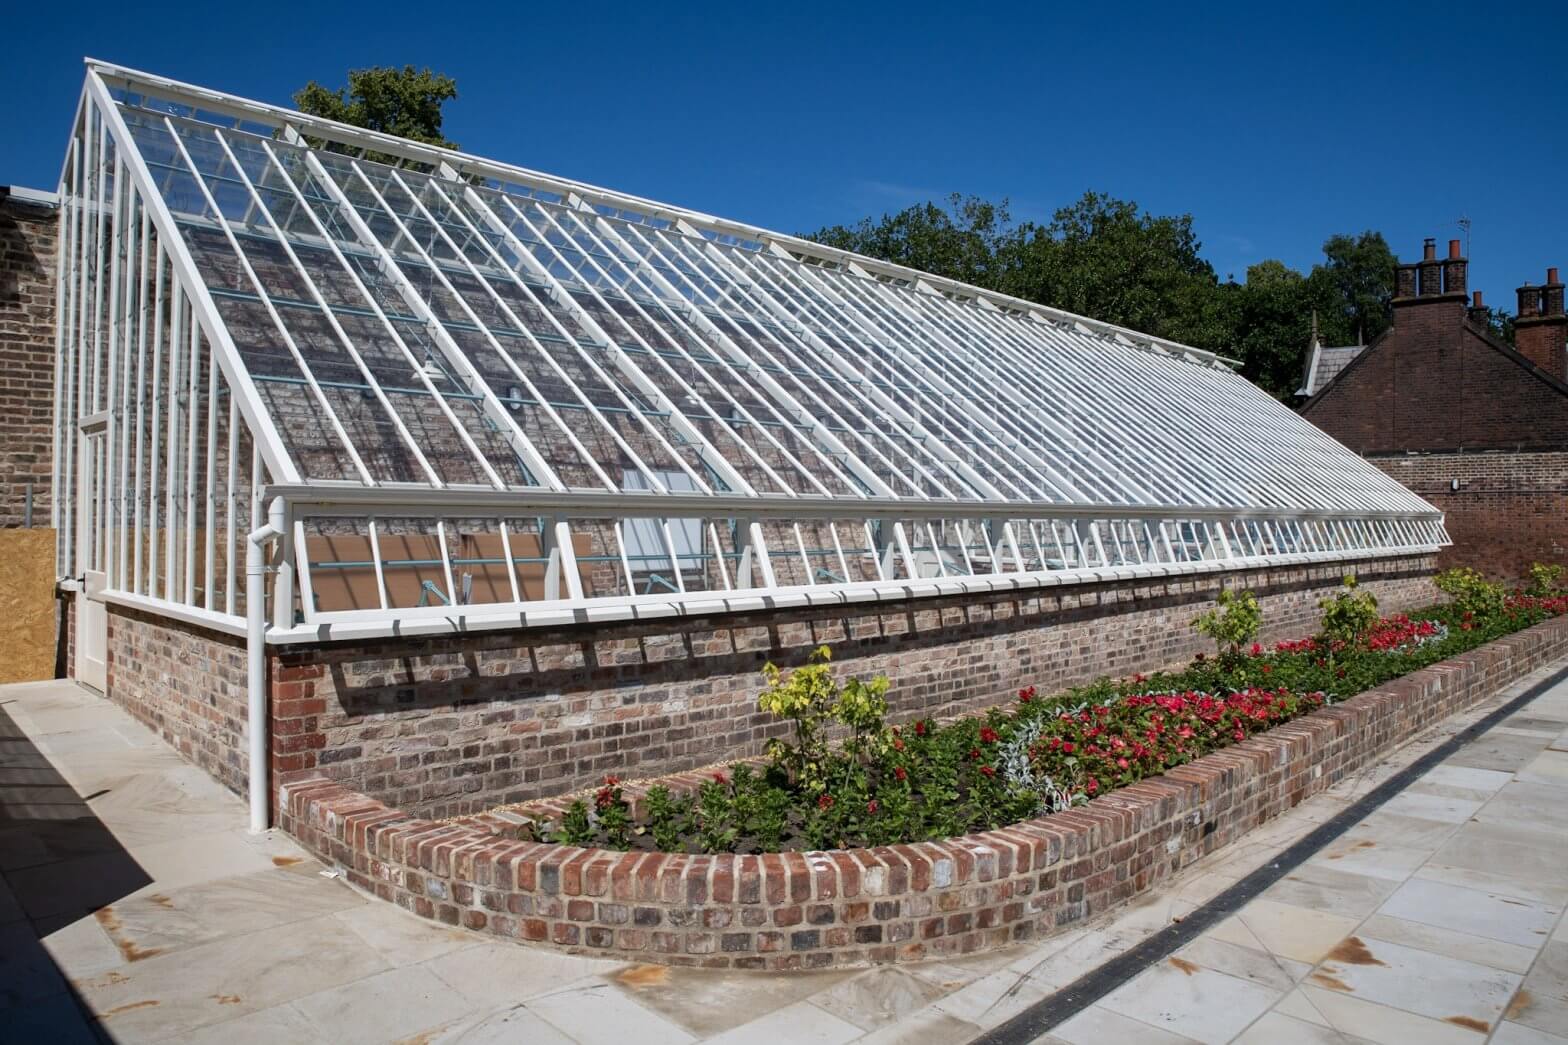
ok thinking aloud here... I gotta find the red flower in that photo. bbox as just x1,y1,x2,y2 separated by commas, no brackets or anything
1060,741,1075,754
914,720,928,736
866,800,879,814
979,765,996,778
979,727,1000,744
893,738,905,751
818,794,835,810
894,766,908,781
604,775,620,786
969,747,982,760
1019,686,1036,703
712,772,728,785
1086,777,1099,794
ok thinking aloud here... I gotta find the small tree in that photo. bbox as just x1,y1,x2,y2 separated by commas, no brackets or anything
1319,575,1379,655
1193,588,1261,663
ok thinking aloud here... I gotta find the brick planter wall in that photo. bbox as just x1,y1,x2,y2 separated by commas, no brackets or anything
276,555,1436,819
276,614,1568,970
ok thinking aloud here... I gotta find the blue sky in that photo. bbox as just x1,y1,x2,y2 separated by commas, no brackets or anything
4,2,1564,304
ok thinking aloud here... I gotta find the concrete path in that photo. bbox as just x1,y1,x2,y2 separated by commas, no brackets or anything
0,669,1564,1045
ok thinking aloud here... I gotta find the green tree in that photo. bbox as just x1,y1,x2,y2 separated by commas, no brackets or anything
1307,232,1396,346
1003,192,1222,346
809,194,1024,290
1229,260,1318,397
293,66,460,150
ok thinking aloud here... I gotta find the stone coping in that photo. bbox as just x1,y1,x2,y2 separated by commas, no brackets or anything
277,614,1568,970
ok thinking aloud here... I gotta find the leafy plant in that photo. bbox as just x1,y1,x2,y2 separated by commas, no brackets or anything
552,799,593,847
1435,567,1506,617
593,776,632,851
643,784,688,853
1319,575,1380,650
1193,588,1262,662
1526,562,1564,597
695,776,739,854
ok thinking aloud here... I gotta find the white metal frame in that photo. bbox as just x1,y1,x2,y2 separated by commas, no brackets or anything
52,61,1449,647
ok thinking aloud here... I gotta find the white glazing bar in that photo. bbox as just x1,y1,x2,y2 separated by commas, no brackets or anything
736,249,988,500
203,353,218,609
408,176,646,493
184,317,199,604
368,520,389,610
146,249,164,598
211,131,442,488
131,207,149,594
555,199,841,498
225,393,236,615
163,287,182,601
494,194,745,495
692,237,960,499
257,139,495,489
52,135,75,543
586,209,867,499
163,119,374,487
631,225,915,499
86,73,301,485
106,151,126,588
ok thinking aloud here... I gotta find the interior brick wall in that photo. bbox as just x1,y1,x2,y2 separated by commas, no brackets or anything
1373,451,1568,581
272,555,1436,819
0,194,58,528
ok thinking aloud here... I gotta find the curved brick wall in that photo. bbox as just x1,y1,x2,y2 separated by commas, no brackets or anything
277,614,1568,970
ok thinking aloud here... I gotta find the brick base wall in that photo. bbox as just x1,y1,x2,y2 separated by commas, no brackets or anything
1373,452,1568,581
275,555,1436,819
277,610,1568,970
103,605,250,798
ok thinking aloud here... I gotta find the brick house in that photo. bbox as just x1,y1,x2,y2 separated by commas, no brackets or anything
1301,238,1568,579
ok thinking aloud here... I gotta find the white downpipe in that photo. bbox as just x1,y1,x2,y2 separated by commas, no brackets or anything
246,496,286,834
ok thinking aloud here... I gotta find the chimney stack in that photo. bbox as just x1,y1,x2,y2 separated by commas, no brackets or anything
1418,238,1443,296
1468,290,1490,326
1516,266,1568,381
1442,238,1467,296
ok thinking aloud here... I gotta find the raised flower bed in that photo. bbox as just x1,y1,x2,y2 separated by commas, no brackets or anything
278,574,1568,969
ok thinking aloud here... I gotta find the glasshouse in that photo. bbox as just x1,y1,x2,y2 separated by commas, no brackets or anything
51,62,1447,836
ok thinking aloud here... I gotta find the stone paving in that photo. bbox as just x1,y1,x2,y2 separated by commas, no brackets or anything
0,668,1565,1045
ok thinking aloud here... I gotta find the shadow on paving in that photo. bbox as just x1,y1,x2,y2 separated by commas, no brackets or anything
0,699,148,1043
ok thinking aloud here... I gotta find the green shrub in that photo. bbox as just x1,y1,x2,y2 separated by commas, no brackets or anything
1319,575,1380,650
1193,588,1261,662
1526,562,1565,597
1435,567,1506,617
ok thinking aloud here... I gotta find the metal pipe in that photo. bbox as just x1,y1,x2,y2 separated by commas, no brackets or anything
246,496,285,834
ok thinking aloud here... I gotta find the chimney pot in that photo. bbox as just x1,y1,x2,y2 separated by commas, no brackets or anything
1449,239,1462,259
1419,238,1443,296
1549,267,1561,285
1473,291,1483,308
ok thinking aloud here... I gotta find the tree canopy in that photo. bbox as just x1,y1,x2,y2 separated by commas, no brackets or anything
293,66,460,150
803,194,1449,400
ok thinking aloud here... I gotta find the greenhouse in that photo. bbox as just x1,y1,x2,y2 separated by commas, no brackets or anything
56,62,1444,637
49,62,1446,830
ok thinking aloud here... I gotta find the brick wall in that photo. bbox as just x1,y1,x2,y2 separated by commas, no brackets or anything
1303,297,1568,454
273,555,1436,820
1373,451,1568,580
104,605,250,798
0,192,58,528
277,608,1568,970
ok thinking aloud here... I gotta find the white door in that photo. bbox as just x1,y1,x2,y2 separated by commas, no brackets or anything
75,424,108,692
